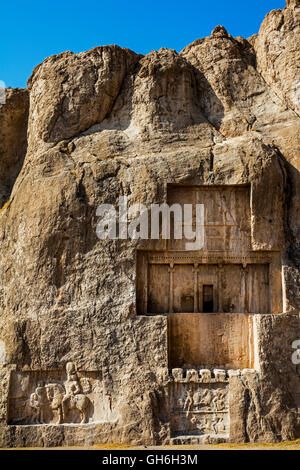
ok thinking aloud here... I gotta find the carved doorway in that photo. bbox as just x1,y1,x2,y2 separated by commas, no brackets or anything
203,285,214,312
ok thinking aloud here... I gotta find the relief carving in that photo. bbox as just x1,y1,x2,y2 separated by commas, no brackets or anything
61,362,90,424
29,381,65,424
8,362,118,425
169,370,229,438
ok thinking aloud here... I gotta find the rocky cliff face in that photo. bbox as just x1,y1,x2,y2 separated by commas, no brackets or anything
0,1,299,447
0,88,29,208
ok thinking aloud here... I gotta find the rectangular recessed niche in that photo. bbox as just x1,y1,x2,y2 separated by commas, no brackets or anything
168,313,255,370
136,254,270,314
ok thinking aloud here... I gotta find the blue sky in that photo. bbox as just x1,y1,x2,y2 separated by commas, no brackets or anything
0,0,285,88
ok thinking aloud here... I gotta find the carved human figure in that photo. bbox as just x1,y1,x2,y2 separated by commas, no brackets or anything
27,364,91,425
210,415,226,434
192,390,202,407
183,389,193,417
211,415,218,434
216,416,226,434
31,381,47,423
212,389,226,411
198,389,212,409
80,377,92,394
64,362,81,396
202,416,212,434
29,392,41,424
62,362,90,423
191,415,206,433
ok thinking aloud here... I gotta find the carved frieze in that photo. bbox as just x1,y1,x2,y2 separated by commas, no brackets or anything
169,369,229,439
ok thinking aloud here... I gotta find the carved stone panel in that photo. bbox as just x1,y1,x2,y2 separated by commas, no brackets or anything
147,264,169,313
173,265,194,313
7,363,118,425
168,313,254,369
169,369,229,439
167,185,251,253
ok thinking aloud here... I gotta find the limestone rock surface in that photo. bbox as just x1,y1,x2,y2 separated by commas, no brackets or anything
0,0,299,447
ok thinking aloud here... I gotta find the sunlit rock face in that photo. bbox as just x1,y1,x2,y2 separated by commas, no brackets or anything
0,1,299,447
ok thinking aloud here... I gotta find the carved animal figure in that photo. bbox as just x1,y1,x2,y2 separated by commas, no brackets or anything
45,383,65,424
62,393,90,424
27,363,91,424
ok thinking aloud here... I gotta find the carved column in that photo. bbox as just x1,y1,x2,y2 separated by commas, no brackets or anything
217,264,224,313
242,263,248,313
143,259,148,314
192,264,199,312
168,263,175,313
269,254,282,313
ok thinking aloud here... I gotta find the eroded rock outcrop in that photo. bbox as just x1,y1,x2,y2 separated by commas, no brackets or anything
27,46,140,154
255,0,300,116
0,88,29,207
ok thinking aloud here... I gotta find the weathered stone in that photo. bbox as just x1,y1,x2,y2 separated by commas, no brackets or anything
171,368,184,382
0,1,299,447
255,0,300,117
186,369,199,382
0,88,29,207
199,370,212,383
214,369,227,382
27,46,141,154
211,25,229,38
